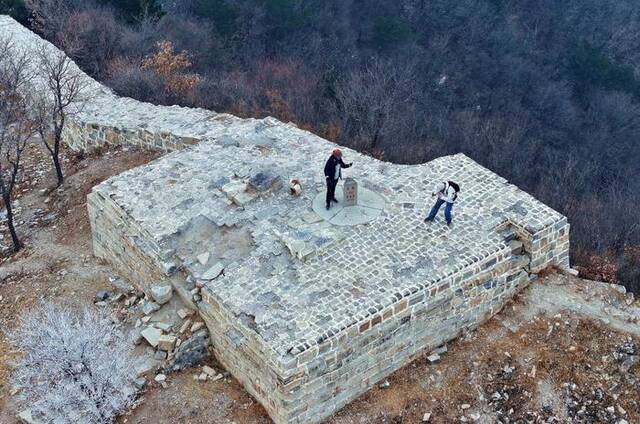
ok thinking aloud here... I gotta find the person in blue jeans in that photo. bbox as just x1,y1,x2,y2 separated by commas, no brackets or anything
424,181,459,226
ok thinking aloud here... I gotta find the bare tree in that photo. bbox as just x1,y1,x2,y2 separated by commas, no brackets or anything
34,45,87,187
6,303,141,424
24,0,78,42
0,38,34,252
334,58,418,155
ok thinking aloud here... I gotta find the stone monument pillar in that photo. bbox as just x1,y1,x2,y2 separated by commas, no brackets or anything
343,177,358,206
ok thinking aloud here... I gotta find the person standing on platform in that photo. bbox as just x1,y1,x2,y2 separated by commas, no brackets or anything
323,148,353,210
424,180,460,227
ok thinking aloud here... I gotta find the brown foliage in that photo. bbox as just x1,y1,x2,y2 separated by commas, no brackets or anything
576,253,618,283
142,41,201,97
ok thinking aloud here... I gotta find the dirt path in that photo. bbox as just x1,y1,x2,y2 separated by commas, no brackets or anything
1,143,639,424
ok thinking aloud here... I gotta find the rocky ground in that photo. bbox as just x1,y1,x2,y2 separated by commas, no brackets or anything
1,144,639,424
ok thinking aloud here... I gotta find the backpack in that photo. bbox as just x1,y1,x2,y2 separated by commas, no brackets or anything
446,181,460,201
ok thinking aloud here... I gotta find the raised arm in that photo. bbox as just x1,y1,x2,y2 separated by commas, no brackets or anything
339,158,352,168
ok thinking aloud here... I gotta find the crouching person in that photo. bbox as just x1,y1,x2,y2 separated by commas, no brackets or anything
424,180,459,226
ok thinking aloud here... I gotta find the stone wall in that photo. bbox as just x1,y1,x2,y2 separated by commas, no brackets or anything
87,189,171,293
200,239,532,423
63,120,203,153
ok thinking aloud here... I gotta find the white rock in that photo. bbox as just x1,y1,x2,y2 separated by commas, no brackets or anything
180,319,192,334
177,308,193,319
150,284,173,305
142,301,161,315
202,365,217,377
427,353,440,363
141,326,162,347
191,322,205,332
158,334,177,352
422,412,431,422
154,373,166,383
153,322,172,331
197,252,210,265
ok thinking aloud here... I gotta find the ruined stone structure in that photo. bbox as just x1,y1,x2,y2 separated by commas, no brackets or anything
2,16,571,424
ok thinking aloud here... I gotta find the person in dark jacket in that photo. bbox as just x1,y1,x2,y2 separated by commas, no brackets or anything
323,148,353,210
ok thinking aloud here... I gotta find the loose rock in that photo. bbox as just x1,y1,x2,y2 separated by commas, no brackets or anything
141,326,162,347
150,284,173,305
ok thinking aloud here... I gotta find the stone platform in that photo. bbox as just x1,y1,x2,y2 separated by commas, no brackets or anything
88,125,570,423
1,15,571,424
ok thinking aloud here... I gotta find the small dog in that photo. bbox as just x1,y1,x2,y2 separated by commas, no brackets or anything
289,178,302,196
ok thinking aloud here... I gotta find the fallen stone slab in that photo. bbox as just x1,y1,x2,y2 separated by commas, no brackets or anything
153,321,172,332
135,357,161,376
158,334,177,352
248,170,282,193
141,326,163,347
433,345,448,355
179,319,192,334
427,353,441,363
191,321,205,332
134,377,146,389
142,301,161,315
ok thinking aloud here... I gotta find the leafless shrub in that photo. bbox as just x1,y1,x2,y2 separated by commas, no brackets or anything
33,44,87,186
105,57,166,103
334,58,419,155
6,303,140,424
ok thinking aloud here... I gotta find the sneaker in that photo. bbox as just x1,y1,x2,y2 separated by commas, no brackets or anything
424,217,432,223
332,198,339,203
326,204,330,210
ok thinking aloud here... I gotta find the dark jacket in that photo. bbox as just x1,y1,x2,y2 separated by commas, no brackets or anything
324,155,352,180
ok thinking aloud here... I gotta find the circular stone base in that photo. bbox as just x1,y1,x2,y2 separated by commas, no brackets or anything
312,185,385,226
